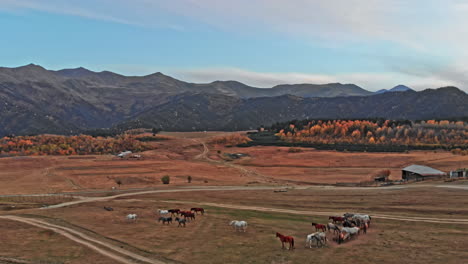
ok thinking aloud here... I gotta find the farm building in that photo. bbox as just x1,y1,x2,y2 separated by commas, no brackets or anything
402,165,446,181
450,169,467,179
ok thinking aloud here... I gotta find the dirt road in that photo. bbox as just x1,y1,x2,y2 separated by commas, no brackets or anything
0,215,167,264
161,200,468,225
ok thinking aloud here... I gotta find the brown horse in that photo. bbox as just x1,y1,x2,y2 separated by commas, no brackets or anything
191,208,205,215
328,216,345,223
168,209,180,216
312,223,327,232
181,212,196,221
276,232,294,250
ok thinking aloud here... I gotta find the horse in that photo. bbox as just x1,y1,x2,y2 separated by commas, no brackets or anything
181,212,196,221
312,223,327,232
175,217,187,227
306,232,327,248
343,213,355,219
126,214,137,222
343,219,357,227
158,216,172,224
352,214,371,227
360,221,368,234
158,209,169,215
191,208,205,215
338,227,360,244
276,232,294,250
328,216,345,223
229,220,248,232
168,209,180,216
327,222,341,235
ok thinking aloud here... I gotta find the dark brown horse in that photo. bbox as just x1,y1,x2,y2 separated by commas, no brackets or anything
276,232,294,250
328,216,345,223
168,209,180,215
181,212,196,221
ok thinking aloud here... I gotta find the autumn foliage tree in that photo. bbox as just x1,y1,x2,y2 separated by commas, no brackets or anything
274,119,468,148
0,134,155,157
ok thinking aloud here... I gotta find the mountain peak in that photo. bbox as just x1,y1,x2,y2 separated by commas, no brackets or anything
375,84,414,94
390,85,413,92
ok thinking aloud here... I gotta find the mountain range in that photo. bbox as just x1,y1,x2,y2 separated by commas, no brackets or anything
0,64,467,135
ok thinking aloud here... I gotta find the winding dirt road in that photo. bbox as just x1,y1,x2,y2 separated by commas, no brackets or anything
0,215,166,264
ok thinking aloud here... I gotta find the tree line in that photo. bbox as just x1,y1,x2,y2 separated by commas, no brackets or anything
271,119,467,148
0,134,155,156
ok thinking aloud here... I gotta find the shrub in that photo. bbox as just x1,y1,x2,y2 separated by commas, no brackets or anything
187,175,192,183
161,175,170,184
208,134,252,146
288,147,302,153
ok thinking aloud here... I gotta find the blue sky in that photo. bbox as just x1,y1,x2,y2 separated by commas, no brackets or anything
0,0,467,91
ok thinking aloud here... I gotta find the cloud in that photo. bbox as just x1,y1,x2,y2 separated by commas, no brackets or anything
2,0,467,90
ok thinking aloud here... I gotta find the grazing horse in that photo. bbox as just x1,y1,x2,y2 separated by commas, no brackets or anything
328,216,345,223
168,209,180,216
306,232,327,248
327,222,341,235
181,212,196,221
158,209,169,215
175,217,187,227
126,214,137,222
191,208,205,215
343,213,355,219
312,223,327,232
352,214,371,227
229,220,248,232
158,217,172,224
343,219,357,228
276,232,294,250
338,227,360,244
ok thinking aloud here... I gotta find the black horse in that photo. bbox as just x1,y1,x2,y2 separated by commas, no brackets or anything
158,217,172,225
343,219,357,227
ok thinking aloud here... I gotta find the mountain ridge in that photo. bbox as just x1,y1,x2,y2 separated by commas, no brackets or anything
0,64,466,136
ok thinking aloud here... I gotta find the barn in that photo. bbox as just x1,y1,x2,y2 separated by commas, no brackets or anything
402,165,446,181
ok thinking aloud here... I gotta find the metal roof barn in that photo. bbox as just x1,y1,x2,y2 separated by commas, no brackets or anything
402,165,446,181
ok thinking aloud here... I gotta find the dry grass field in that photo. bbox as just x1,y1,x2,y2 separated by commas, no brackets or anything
1,132,467,263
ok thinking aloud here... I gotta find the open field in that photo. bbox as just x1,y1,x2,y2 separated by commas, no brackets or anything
1,183,467,264
1,132,467,263
1,132,467,195
0,218,110,263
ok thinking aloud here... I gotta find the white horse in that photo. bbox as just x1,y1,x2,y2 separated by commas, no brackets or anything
126,214,137,222
158,209,169,215
342,227,360,235
352,214,371,222
306,232,327,248
229,220,248,232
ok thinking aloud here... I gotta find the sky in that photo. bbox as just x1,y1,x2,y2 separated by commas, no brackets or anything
0,0,467,91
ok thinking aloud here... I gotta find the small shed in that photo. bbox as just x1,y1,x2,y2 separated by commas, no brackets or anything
402,165,446,181
450,169,467,179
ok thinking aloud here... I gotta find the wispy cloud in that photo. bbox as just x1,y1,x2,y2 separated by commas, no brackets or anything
1,0,467,91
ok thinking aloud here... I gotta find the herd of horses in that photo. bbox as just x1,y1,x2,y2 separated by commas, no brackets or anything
125,207,205,227
277,213,372,250
124,206,370,250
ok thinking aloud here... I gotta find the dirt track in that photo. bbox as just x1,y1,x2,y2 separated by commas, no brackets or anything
0,215,167,264
161,200,468,225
